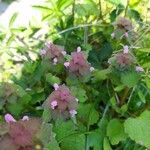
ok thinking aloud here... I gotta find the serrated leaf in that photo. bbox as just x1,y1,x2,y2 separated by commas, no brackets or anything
53,120,76,141
70,86,87,102
39,123,60,150
78,104,99,126
42,107,52,123
46,73,61,85
87,129,102,150
107,119,127,145
121,71,140,88
93,68,111,81
88,107,99,126
61,134,85,150
124,110,150,149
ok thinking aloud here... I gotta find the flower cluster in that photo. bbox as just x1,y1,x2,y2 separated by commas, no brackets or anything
108,46,134,69
40,42,66,64
44,84,78,119
115,17,133,31
108,46,144,73
0,114,41,150
111,17,134,39
64,47,92,76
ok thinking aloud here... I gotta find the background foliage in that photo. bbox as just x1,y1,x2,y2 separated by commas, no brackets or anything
0,0,150,149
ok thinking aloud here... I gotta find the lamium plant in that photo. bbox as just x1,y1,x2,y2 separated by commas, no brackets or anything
0,0,150,150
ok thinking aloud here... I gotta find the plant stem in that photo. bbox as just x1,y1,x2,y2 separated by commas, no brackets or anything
120,87,130,106
99,0,103,20
124,0,130,17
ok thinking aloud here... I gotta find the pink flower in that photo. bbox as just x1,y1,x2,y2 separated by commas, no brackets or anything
116,17,133,31
123,45,129,54
44,85,78,119
111,32,115,38
68,51,90,76
125,32,128,37
22,116,29,121
40,49,46,56
64,62,70,68
2,115,41,149
136,66,144,72
53,83,59,90
51,100,58,109
9,118,41,148
77,46,81,52
42,42,64,63
69,110,77,117
116,52,132,67
5,114,16,123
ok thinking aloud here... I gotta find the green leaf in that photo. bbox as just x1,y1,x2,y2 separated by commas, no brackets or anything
42,107,52,123
138,90,146,103
39,123,60,150
128,9,142,22
40,123,53,146
110,4,124,22
46,73,61,85
124,110,150,149
114,85,125,92
9,12,18,28
61,134,85,150
138,48,150,53
87,129,102,150
88,107,99,126
107,119,127,145
70,86,87,103
57,0,73,10
106,0,126,6
121,71,140,88
78,104,99,126
53,120,76,141
93,68,111,81
32,5,51,12
103,137,112,150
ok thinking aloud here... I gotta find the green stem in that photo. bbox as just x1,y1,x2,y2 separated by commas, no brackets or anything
120,87,130,106
124,0,130,17
99,0,103,20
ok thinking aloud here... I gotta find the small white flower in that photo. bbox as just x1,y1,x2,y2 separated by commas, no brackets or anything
69,110,77,117
123,45,129,54
62,50,67,56
64,62,70,68
90,67,95,72
111,32,115,38
53,83,59,90
53,58,58,65
51,100,58,109
135,66,144,72
77,46,81,52
22,116,29,121
108,59,111,64
75,98,79,102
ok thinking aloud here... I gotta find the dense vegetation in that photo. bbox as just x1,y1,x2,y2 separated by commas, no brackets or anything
0,0,150,149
